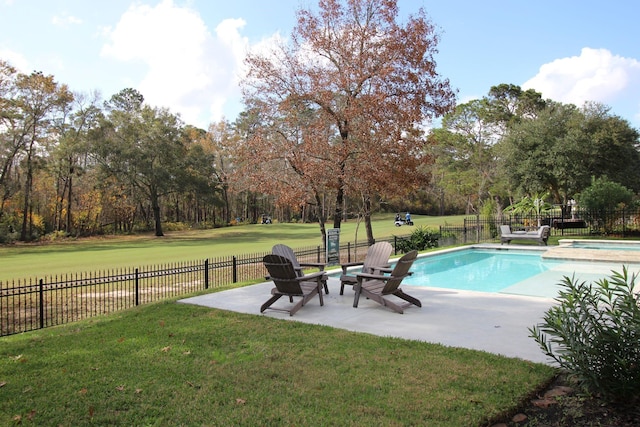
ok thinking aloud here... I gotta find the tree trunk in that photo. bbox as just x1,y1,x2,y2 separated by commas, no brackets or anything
333,177,344,230
150,189,164,237
222,184,230,224
20,141,34,241
314,192,327,246
364,196,375,245
66,171,73,233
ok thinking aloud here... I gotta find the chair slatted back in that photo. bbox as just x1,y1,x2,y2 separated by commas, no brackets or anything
263,254,304,296
272,244,303,277
362,242,393,275
380,250,417,295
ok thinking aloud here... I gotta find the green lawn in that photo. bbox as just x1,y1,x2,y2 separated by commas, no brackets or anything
0,214,558,425
0,299,554,426
0,214,466,282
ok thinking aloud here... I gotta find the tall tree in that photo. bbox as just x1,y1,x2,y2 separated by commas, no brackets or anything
14,71,73,241
431,100,500,214
499,101,640,204
499,102,580,203
484,83,547,131
91,89,185,236
204,120,241,224
574,102,640,192
49,91,101,235
0,60,22,224
242,0,455,243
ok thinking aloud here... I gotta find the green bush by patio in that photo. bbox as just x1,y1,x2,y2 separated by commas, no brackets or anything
531,267,640,403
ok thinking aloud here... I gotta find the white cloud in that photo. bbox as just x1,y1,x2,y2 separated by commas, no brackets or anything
51,13,82,27
523,48,640,118
100,0,251,128
0,48,29,72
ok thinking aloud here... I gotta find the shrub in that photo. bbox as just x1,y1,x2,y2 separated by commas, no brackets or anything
162,222,191,232
578,176,634,212
529,267,640,403
395,226,439,252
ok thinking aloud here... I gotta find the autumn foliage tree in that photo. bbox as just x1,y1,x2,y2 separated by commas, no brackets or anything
241,0,455,243
13,71,73,241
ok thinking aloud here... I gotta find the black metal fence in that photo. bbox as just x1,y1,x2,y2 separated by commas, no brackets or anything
4,209,638,337
0,236,406,337
438,208,640,245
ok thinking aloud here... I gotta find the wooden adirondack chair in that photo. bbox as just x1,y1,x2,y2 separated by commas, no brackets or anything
261,254,325,316
353,250,421,314
272,244,329,294
339,241,393,295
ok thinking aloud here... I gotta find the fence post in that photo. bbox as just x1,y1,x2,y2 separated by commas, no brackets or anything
232,256,237,283
204,259,209,289
317,246,321,263
39,279,44,330
135,268,139,306
347,242,351,263
463,218,467,244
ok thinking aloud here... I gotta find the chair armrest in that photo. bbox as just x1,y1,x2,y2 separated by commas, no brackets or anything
341,261,364,268
340,262,364,274
373,266,412,276
300,271,327,281
300,262,326,271
356,271,390,281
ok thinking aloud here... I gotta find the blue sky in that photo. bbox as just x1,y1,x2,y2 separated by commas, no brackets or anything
1,0,639,130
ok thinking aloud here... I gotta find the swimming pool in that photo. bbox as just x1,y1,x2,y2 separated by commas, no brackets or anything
404,249,563,292
341,246,640,298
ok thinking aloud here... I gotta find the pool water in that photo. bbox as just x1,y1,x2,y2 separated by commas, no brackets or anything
383,247,640,298
404,249,565,292
567,241,640,251
334,245,640,298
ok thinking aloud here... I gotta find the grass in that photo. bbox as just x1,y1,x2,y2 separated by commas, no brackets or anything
0,299,555,426
0,214,561,424
0,214,467,282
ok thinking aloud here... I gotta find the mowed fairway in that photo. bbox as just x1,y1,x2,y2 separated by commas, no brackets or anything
0,214,466,282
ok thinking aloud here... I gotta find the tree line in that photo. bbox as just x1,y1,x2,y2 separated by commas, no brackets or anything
0,64,267,242
429,84,640,217
1,0,639,245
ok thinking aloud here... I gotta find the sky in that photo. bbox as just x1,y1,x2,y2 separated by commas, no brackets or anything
1,0,639,130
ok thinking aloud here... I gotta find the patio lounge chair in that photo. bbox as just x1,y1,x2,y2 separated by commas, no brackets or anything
261,254,325,316
353,250,421,314
500,225,550,245
272,244,329,294
339,241,393,295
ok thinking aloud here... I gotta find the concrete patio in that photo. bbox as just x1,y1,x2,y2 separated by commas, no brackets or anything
179,277,557,365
